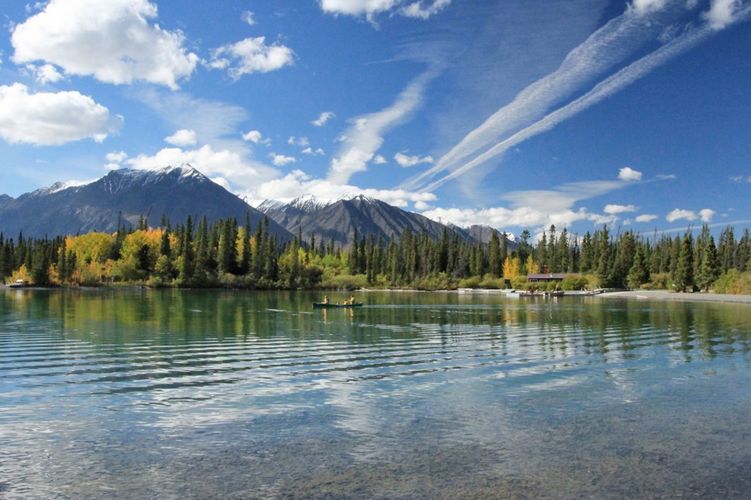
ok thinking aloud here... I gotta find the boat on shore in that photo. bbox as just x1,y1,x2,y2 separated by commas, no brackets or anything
313,302,363,309
506,291,544,298
6,280,28,289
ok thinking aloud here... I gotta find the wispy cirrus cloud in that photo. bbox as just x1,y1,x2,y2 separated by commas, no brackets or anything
403,0,751,193
328,68,439,184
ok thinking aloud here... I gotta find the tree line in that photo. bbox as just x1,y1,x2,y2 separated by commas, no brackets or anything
1,216,750,293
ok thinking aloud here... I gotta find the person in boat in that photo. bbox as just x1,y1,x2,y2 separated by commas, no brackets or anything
347,295,355,305
322,295,329,305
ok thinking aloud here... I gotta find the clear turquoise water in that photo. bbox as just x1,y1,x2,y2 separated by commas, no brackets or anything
2,289,751,498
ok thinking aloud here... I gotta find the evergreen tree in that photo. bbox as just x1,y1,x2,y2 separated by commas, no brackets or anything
627,244,649,289
595,226,611,287
674,231,695,292
348,229,359,275
696,235,720,292
179,216,194,283
30,241,50,286
160,228,171,259
488,231,501,278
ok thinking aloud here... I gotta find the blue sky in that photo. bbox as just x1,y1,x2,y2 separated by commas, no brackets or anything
0,0,749,236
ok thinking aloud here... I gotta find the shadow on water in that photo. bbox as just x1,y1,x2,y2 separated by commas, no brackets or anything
2,289,751,498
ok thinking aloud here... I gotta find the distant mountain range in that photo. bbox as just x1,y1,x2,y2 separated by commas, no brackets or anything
0,166,512,249
0,166,290,239
258,195,513,248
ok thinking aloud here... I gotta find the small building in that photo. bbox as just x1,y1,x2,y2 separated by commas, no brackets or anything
527,273,567,283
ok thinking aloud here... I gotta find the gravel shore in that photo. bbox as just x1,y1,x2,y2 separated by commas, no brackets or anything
600,290,751,305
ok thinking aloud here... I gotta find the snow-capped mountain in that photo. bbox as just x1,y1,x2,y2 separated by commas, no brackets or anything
259,194,510,248
0,166,292,239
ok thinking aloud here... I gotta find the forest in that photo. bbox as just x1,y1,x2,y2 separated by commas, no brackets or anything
1,215,751,294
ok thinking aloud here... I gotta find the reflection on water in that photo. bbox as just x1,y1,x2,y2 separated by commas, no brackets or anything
2,289,751,498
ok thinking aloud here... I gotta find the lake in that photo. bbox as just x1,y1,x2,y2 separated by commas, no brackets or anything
2,289,751,499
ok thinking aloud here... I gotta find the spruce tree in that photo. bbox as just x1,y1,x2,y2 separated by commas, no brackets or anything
696,235,720,292
488,231,501,278
627,244,649,289
674,232,694,292
179,216,194,283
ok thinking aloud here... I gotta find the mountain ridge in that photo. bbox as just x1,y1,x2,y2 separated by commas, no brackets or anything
0,166,291,240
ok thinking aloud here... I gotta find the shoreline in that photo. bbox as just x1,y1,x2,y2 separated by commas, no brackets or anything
598,290,751,305
6,284,751,305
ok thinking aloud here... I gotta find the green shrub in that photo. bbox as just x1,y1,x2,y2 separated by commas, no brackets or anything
458,276,481,288
322,273,368,290
478,274,504,289
561,274,588,290
714,270,751,295
415,273,454,290
648,272,671,290
510,276,527,289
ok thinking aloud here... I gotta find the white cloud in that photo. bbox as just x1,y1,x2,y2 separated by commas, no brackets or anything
604,203,637,214
666,208,715,223
618,167,643,182
106,151,128,163
312,111,335,127
242,129,267,144
704,0,742,29
414,200,432,210
302,147,325,156
666,209,697,223
629,0,669,15
241,10,256,26
394,152,434,167
0,83,118,146
319,0,450,20
127,144,279,189
288,136,311,147
164,129,197,147
421,206,614,231
400,0,451,19
27,63,63,84
209,37,294,78
248,169,436,207
373,155,387,165
270,153,297,166
418,174,642,230
328,70,437,184
11,0,199,90
635,214,658,223
699,208,716,222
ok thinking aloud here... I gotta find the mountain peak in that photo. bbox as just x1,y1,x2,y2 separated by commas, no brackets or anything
0,165,292,240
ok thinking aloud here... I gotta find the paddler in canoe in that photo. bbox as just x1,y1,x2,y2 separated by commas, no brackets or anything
314,295,362,308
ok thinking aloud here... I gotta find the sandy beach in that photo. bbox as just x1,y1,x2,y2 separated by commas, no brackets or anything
600,290,751,305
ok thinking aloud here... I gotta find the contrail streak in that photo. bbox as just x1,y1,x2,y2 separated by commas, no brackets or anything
411,4,750,193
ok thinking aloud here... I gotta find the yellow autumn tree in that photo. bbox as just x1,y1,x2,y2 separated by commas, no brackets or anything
524,255,539,275
502,256,520,279
67,233,115,265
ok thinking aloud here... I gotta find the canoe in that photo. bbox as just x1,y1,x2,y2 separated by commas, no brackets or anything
313,303,364,309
